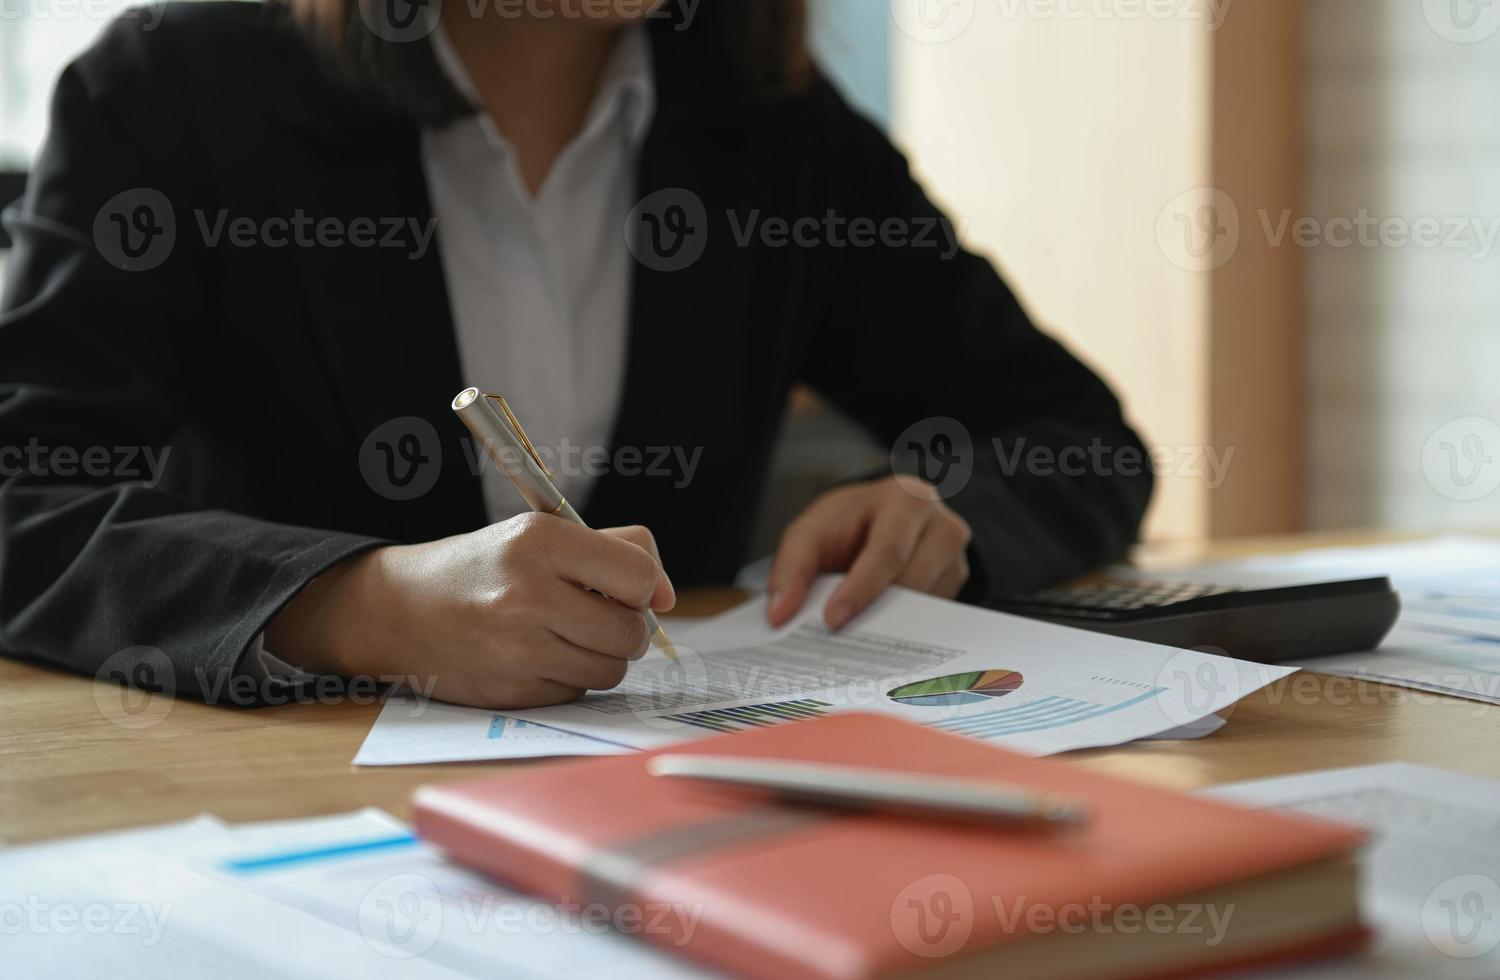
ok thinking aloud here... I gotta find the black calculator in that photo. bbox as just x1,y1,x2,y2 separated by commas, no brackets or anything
988,577,1400,664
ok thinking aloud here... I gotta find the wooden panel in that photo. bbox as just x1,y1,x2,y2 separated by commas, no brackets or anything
891,4,1308,541
1208,0,1305,536
891,9,1212,541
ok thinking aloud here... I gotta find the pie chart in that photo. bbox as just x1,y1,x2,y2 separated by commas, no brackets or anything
887,670,1024,707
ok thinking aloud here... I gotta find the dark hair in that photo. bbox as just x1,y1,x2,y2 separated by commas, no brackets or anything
278,0,809,125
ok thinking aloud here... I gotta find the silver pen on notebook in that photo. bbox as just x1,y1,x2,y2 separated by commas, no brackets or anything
451,387,678,661
647,755,1091,827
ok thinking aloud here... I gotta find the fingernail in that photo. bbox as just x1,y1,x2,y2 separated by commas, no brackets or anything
767,591,784,623
826,599,855,631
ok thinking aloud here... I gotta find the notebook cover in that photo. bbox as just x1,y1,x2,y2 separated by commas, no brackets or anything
412,713,1366,980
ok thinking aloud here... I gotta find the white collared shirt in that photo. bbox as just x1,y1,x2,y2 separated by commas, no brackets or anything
247,27,655,682
423,24,656,520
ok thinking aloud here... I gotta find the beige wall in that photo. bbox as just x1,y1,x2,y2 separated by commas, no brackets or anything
890,2,1299,541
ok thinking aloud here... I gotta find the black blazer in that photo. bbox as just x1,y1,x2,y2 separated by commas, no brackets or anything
0,3,1152,701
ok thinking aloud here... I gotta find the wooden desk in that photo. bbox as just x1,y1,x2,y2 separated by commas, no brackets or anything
3,535,1496,846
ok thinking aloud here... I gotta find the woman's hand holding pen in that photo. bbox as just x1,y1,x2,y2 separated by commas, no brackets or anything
266,514,675,709
766,475,972,631
267,474,964,708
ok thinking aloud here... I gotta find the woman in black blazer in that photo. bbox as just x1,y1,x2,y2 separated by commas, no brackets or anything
0,0,1152,708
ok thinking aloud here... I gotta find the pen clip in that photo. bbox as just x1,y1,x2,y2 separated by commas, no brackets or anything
484,393,555,480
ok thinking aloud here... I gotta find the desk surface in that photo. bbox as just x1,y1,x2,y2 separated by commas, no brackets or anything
3,530,1496,846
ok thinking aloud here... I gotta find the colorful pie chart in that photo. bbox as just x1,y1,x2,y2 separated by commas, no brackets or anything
887,669,1024,707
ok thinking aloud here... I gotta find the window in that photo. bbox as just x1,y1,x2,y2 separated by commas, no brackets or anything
0,0,143,168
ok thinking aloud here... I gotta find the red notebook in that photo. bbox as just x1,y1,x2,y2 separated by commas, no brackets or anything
412,714,1367,980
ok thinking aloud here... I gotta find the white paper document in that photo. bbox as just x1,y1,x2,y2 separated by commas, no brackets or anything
357,678,1227,767
1146,536,1500,705
353,618,713,766
501,576,1292,753
354,694,626,766
1,815,465,979
1207,763,1500,978
354,596,1237,766
3,809,713,979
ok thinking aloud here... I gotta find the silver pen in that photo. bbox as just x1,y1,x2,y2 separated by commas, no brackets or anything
451,387,677,660
647,755,1091,827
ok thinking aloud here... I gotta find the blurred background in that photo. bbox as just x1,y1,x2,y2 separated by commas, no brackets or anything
3,0,1497,553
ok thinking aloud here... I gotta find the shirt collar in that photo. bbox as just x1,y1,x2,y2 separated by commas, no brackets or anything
428,23,656,150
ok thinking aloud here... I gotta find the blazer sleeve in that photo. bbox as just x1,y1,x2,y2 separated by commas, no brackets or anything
799,79,1154,597
0,25,382,703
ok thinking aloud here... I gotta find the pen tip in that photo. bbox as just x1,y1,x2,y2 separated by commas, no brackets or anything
656,627,679,661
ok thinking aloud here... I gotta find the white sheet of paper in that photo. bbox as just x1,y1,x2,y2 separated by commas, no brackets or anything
356,679,1226,766
502,576,1292,753
1205,763,1500,978
354,695,628,765
2,809,714,979
1142,536,1500,705
1142,713,1227,740
353,618,713,766
0,815,466,979
207,810,713,979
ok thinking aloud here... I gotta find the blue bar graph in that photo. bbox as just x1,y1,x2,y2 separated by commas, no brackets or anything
931,689,1164,739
